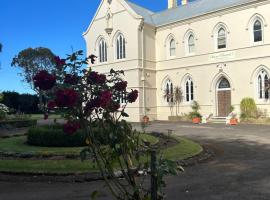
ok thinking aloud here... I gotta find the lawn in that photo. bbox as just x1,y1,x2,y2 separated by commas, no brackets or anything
28,114,62,120
0,134,159,156
0,136,202,174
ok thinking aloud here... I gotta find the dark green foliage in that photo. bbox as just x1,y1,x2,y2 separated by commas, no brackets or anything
0,91,40,114
27,125,87,147
0,119,37,128
188,101,202,119
240,98,257,119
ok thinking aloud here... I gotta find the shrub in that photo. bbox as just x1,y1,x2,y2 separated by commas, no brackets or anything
188,101,202,119
27,125,87,147
240,98,257,119
0,119,37,128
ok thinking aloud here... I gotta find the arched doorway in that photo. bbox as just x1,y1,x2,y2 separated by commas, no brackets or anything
217,77,231,117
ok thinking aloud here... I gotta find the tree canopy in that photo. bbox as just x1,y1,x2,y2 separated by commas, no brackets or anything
11,47,56,90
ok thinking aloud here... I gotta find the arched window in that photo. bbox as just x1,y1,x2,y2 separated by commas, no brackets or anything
218,78,231,89
165,80,173,103
185,77,194,102
116,34,126,60
169,39,176,57
99,39,107,63
258,70,269,99
254,20,263,42
217,28,226,49
188,34,195,54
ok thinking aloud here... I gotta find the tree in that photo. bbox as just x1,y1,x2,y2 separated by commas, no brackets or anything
11,47,56,90
33,51,178,200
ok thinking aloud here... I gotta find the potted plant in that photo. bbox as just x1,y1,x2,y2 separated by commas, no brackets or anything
142,115,149,124
189,101,202,124
229,105,238,125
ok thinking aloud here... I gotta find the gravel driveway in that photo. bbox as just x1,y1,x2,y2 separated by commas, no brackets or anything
1,121,270,200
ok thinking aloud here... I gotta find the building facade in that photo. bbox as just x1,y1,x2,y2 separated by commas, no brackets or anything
84,0,270,122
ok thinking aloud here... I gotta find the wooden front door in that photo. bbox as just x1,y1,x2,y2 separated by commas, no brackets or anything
217,90,231,117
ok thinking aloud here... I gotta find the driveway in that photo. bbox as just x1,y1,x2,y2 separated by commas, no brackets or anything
1,122,270,200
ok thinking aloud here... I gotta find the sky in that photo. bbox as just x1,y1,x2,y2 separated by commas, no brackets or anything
0,0,169,94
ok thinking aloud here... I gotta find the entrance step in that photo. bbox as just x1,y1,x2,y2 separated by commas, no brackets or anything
208,117,227,124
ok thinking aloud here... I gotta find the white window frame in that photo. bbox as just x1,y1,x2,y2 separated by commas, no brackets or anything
257,70,269,100
217,28,226,50
166,34,176,59
164,79,174,104
184,76,194,103
213,23,229,51
169,39,176,57
247,14,266,46
116,34,126,60
99,38,107,63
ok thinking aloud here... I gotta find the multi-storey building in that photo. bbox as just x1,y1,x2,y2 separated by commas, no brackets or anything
84,0,270,121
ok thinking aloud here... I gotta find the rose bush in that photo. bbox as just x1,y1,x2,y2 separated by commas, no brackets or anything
33,50,176,200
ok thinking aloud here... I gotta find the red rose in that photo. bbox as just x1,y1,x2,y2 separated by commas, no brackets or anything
63,121,81,135
33,70,56,90
54,56,65,68
64,74,79,85
100,90,112,108
127,90,138,103
84,98,101,114
47,100,56,109
87,71,106,85
114,81,127,91
55,88,78,108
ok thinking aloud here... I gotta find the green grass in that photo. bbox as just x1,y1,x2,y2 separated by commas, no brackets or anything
0,160,98,173
0,134,159,156
163,137,203,160
0,136,202,174
28,114,62,120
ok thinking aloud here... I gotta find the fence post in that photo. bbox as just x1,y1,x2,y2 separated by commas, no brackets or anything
151,150,158,200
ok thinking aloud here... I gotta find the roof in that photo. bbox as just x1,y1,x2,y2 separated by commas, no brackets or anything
126,0,258,27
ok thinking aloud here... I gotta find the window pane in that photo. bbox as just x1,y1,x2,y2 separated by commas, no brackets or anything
188,35,195,54
218,78,230,89
191,81,194,100
258,75,262,99
254,20,262,42
170,39,176,56
218,28,226,49
186,82,189,102
123,38,126,58
120,36,123,59
117,39,120,59
170,83,173,102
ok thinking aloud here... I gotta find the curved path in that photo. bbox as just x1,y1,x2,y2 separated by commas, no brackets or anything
1,122,270,200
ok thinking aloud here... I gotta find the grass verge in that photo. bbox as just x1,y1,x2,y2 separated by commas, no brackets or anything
0,136,202,174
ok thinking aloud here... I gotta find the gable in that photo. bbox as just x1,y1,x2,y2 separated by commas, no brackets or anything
83,0,142,36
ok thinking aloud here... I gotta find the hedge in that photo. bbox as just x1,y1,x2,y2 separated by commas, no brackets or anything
27,125,87,147
0,119,37,128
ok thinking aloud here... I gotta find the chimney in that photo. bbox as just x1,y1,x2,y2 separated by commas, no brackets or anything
182,0,188,5
168,0,177,9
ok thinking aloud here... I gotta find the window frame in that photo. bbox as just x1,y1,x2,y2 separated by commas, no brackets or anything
116,34,126,60
98,38,108,63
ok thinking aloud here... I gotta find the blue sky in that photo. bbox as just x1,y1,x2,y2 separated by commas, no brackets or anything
0,0,170,94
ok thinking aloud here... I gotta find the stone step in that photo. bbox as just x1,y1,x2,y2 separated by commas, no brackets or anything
208,117,227,124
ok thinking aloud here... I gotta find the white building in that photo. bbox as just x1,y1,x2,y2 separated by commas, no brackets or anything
84,0,270,122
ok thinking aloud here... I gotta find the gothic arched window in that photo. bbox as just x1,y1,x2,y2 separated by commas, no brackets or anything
185,77,194,102
99,39,107,63
116,34,126,60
